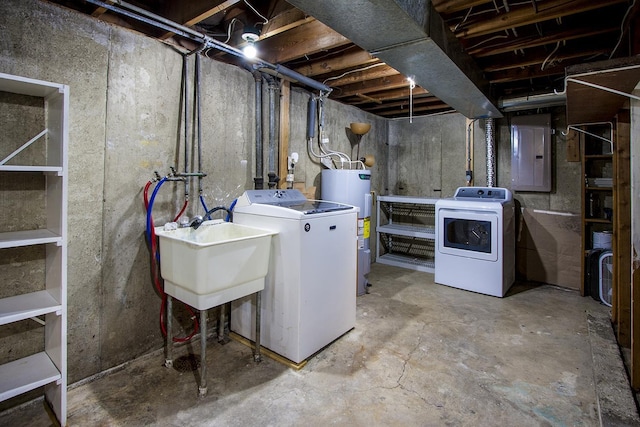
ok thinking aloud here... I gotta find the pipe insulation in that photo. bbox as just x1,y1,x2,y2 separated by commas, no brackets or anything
485,118,496,187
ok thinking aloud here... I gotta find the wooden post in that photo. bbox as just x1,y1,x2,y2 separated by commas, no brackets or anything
279,81,291,189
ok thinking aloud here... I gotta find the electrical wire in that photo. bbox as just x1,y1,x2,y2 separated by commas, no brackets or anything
322,63,385,85
609,0,637,59
244,0,268,25
223,17,240,43
541,41,561,71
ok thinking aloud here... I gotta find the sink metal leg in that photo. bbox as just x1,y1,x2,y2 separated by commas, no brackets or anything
164,295,173,368
254,291,262,363
199,309,207,398
217,304,226,343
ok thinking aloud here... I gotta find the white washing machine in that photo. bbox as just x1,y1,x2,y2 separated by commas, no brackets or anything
230,189,358,364
435,187,515,297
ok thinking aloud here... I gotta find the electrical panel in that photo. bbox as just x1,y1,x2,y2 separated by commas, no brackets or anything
511,114,552,192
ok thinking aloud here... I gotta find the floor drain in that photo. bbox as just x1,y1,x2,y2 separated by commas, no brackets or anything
173,354,200,372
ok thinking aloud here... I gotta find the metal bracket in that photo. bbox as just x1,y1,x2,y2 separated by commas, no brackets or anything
561,121,614,153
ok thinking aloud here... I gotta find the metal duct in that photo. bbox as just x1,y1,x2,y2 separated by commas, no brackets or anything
498,92,566,112
486,118,496,187
287,0,501,119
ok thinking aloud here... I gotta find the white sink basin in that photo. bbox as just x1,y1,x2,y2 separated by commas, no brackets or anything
155,220,276,310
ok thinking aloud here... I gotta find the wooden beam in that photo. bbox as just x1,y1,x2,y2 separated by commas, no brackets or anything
481,48,611,73
468,26,617,57
278,81,291,189
293,46,378,77
259,19,350,64
332,74,414,99
454,0,627,39
348,87,429,104
91,0,113,18
432,0,492,15
260,8,312,39
615,108,632,348
325,65,399,87
364,94,438,111
160,0,242,40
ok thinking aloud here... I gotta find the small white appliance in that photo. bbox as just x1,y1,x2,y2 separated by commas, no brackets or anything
435,187,515,297
599,251,613,307
230,189,358,364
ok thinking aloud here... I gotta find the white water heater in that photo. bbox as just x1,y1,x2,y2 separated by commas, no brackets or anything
322,169,371,296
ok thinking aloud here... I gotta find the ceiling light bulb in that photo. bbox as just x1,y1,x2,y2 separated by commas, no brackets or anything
241,27,260,59
243,42,257,59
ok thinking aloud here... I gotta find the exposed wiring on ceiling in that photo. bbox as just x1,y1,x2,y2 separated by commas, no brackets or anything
223,17,240,43
286,45,357,65
244,0,269,26
541,41,561,70
609,0,637,59
467,34,509,51
454,6,473,31
322,63,385,84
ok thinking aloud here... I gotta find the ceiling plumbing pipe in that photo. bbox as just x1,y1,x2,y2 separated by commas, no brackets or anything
182,55,190,200
86,0,331,93
486,118,496,187
264,74,280,189
252,70,264,190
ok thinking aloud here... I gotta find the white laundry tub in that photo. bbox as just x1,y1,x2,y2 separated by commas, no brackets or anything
155,220,276,310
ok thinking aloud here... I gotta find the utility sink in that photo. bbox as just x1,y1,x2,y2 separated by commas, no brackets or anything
155,220,276,310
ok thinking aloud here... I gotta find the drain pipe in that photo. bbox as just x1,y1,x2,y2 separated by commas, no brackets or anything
264,74,280,188
486,118,496,187
251,70,264,190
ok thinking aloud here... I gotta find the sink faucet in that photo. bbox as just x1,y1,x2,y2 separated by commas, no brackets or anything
189,215,204,229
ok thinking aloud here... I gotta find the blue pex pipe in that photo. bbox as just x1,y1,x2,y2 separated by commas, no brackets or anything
200,195,210,219
146,177,167,242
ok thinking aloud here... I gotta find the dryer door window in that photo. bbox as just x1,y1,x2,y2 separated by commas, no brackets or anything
444,217,492,253
437,209,498,261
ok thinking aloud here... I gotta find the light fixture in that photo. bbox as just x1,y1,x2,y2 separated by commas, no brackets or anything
241,25,260,59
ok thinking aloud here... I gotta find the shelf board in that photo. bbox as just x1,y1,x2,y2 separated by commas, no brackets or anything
566,56,640,124
0,165,63,174
0,352,61,402
584,218,612,224
0,229,61,249
0,73,64,98
585,187,612,191
376,253,435,273
585,154,612,159
378,195,439,205
377,224,435,239
0,291,62,326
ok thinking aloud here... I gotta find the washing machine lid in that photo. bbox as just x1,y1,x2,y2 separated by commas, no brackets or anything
237,189,353,215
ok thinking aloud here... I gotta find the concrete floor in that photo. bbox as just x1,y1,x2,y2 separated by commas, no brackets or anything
3,263,639,426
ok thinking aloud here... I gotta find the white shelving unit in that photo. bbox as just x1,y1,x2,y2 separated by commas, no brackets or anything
376,195,438,273
0,73,68,425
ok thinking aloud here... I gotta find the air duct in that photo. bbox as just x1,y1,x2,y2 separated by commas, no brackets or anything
287,0,501,119
498,92,566,112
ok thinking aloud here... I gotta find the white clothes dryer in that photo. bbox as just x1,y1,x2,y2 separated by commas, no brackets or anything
435,187,515,297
